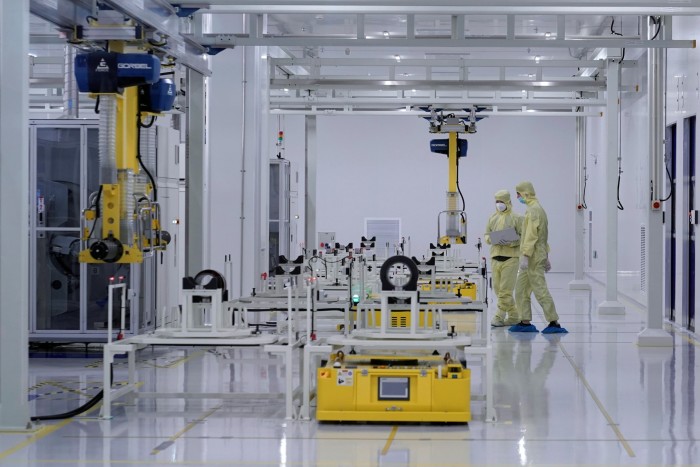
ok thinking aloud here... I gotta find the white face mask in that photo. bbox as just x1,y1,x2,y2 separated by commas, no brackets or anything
496,202,507,212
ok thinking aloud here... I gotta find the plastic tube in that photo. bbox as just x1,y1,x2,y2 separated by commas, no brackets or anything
99,96,117,185
141,125,157,175
120,170,135,243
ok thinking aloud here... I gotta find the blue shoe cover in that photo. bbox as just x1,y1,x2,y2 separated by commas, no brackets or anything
508,323,538,333
541,325,568,334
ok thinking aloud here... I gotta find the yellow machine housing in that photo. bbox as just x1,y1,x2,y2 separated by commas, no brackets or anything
316,354,470,422
420,280,476,300
78,42,169,264
352,310,435,328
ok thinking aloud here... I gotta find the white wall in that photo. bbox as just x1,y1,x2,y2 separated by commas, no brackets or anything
585,52,650,283
207,15,270,298
276,115,576,269
585,16,700,327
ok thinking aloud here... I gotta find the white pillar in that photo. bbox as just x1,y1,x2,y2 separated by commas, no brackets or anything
639,16,673,346
186,68,208,275
305,116,317,256
598,58,626,315
0,0,31,431
570,114,591,290
254,46,270,285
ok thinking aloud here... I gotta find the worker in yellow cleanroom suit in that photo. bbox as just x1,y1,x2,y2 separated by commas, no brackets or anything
485,190,523,327
510,181,568,334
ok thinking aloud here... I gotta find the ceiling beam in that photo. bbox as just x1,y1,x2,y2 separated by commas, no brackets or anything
269,109,604,117
195,34,695,49
270,58,617,68
269,97,607,108
270,79,606,91
177,0,700,15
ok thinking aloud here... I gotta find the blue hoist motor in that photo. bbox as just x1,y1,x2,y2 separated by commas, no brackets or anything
75,51,176,112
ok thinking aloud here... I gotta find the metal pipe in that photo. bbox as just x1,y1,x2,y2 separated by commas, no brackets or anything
270,109,603,117
570,111,590,289
239,14,248,298
190,1,700,15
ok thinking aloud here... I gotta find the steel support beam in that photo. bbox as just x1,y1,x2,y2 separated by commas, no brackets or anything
570,114,591,290
30,0,92,29
99,0,212,76
194,34,694,49
271,109,601,117
598,58,625,315
30,0,212,76
269,98,607,109
270,79,606,92
305,116,317,255
178,1,700,16
638,16,673,346
0,0,31,432
186,68,208,275
270,58,614,68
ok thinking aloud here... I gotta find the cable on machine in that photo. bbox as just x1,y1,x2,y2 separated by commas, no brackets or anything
31,364,113,421
136,109,158,202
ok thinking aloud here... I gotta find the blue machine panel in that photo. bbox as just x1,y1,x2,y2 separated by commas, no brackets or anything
430,138,468,158
75,52,160,93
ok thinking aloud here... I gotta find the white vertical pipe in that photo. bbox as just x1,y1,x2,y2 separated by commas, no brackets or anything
306,284,312,342
598,58,625,315
0,0,30,430
570,114,591,290
305,116,317,255
238,14,248,297
639,16,673,346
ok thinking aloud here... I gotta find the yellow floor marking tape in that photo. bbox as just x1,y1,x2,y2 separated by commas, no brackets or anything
144,351,205,369
0,422,71,461
380,425,398,456
0,379,144,461
47,382,90,398
558,344,636,458
151,405,220,455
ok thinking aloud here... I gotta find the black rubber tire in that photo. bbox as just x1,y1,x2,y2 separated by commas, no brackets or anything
379,255,419,291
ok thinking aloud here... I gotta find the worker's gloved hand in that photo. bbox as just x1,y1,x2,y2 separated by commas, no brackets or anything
545,257,552,272
519,256,529,270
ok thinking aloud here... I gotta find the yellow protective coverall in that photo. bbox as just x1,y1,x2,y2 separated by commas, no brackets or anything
485,190,523,326
514,181,559,323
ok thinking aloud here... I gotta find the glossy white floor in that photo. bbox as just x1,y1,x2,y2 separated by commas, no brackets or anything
1,273,698,467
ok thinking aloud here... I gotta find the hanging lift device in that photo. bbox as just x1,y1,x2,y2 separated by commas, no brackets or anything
75,46,175,264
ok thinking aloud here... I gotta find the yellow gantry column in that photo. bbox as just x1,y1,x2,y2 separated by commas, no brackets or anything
448,131,458,195
116,86,139,172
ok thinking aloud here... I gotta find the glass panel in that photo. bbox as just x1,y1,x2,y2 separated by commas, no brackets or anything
269,164,280,220
36,232,81,330
269,221,280,273
36,128,81,228
86,263,131,331
87,128,99,195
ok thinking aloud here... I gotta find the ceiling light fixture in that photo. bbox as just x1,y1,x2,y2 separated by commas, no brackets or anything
394,54,401,62
383,31,390,37
535,55,541,63
545,32,551,38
